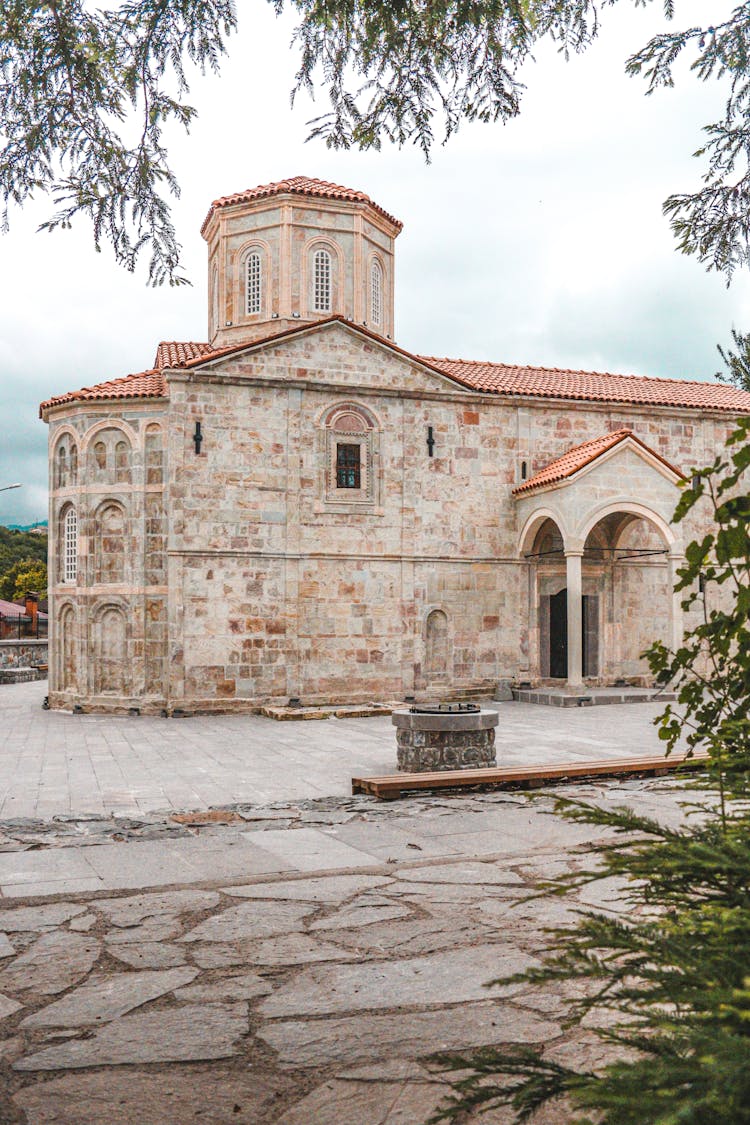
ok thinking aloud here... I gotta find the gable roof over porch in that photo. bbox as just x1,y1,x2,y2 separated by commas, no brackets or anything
512,428,686,497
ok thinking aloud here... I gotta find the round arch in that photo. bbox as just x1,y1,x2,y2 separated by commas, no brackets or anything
518,507,571,557
576,500,678,552
80,418,138,456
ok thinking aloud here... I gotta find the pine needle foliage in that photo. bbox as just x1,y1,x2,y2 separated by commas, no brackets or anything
430,363,750,1121
3,3,750,281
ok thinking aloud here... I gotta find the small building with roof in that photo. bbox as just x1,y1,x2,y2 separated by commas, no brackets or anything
39,176,750,712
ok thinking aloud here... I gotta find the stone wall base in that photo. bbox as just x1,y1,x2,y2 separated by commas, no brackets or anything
396,727,497,772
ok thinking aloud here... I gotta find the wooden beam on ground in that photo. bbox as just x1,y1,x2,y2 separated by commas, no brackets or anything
351,751,710,800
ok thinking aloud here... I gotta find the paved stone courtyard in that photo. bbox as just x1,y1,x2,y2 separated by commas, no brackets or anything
0,680,695,1123
0,777,696,1124
1,681,681,819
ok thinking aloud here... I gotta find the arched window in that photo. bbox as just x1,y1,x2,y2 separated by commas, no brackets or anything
246,252,262,315
212,266,219,332
313,249,332,313
63,507,78,583
370,260,383,327
56,446,68,489
322,403,379,507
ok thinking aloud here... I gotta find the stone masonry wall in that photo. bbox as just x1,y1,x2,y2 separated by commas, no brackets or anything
161,321,732,709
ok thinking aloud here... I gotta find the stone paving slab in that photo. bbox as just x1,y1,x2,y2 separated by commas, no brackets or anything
0,784,698,1122
1,680,684,819
15,1002,249,1070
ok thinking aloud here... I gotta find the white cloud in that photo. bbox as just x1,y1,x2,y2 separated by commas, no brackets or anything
1,0,748,524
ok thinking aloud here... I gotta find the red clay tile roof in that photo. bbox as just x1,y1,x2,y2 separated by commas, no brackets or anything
200,176,403,236
512,428,686,495
39,370,166,416
421,355,750,413
154,341,214,369
40,317,750,417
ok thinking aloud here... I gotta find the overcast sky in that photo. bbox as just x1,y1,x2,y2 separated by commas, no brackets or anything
1,0,748,525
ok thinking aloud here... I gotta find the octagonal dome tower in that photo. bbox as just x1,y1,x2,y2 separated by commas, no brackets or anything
201,176,403,351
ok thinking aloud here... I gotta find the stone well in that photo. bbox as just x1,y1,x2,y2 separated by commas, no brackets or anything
392,704,499,773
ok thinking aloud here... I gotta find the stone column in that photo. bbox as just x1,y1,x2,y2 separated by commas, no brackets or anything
668,552,685,653
565,550,584,689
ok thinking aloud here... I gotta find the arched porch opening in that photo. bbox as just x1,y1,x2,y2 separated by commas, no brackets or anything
522,506,680,689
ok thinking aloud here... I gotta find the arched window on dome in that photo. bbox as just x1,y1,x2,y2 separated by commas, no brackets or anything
62,506,78,584
246,251,262,315
313,248,332,313
370,260,383,327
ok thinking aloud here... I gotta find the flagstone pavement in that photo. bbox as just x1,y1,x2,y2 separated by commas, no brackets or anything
1,681,682,819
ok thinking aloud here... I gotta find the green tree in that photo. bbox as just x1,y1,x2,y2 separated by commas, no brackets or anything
431,397,750,1120
0,557,48,602
2,2,750,283
0,525,48,576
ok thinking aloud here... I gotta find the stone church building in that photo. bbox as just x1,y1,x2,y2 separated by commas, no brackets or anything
40,176,750,713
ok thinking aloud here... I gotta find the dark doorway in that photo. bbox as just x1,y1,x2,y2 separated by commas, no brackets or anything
547,591,599,680
549,588,567,679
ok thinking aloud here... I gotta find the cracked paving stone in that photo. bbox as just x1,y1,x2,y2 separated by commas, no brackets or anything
14,1003,249,1070
0,903,88,932
309,902,412,931
0,932,100,996
395,862,525,886
222,874,392,903
260,1000,560,1067
96,889,221,925
0,994,23,1021
260,945,538,1017
108,942,188,970
104,917,183,944
68,913,97,932
173,970,272,1001
20,967,199,1028
12,1066,291,1124
234,933,355,967
179,900,315,944
323,914,496,958
276,1062,449,1125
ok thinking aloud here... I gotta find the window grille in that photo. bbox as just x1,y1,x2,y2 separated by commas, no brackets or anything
63,508,77,583
371,261,383,326
314,249,332,312
336,443,361,489
246,252,262,315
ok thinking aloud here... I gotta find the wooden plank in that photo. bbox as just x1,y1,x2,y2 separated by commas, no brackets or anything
351,752,709,799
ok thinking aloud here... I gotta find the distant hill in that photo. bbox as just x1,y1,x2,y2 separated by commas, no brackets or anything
0,526,48,578
6,522,48,532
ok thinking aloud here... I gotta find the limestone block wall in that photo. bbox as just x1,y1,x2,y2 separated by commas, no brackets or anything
164,323,734,707
47,404,168,712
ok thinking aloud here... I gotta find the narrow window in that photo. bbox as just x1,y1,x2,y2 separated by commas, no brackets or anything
57,446,68,488
63,508,78,583
246,252,262,315
370,260,383,326
314,249,332,313
336,443,361,489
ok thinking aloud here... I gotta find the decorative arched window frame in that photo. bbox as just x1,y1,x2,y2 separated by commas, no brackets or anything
82,423,136,488
313,248,332,313
304,239,341,317
53,430,79,489
93,499,128,586
237,241,270,321
317,402,382,512
369,257,384,329
61,505,78,584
